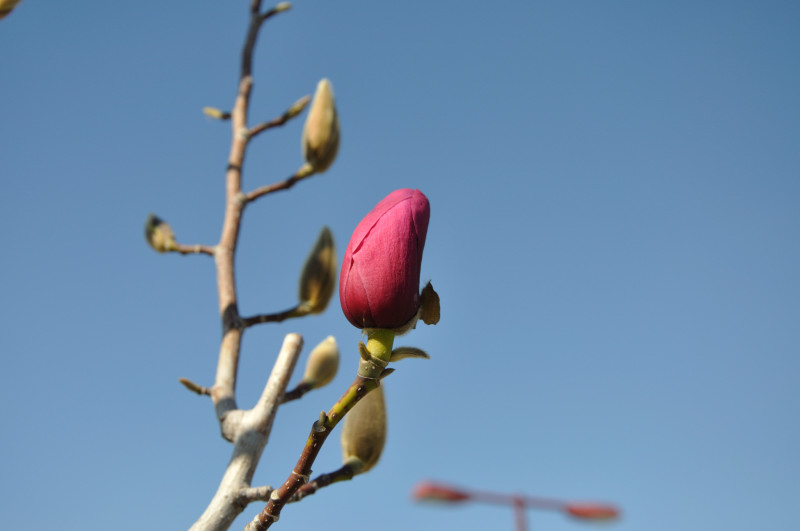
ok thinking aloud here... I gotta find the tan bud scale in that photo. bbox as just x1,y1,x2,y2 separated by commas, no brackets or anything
341,385,387,474
302,79,340,173
0,0,22,19
302,336,339,389
298,226,337,313
145,214,177,253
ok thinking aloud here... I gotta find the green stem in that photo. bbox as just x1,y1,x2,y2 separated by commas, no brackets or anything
366,328,395,363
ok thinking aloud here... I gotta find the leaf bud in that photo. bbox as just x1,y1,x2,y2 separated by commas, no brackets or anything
302,336,339,389
145,214,177,253
302,79,340,173
341,385,387,474
298,226,337,314
0,0,22,20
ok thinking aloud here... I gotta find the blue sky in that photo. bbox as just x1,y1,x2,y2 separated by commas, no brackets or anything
1,1,798,530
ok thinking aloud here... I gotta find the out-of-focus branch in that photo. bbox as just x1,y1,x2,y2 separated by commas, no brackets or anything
243,165,316,203
248,95,310,139
188,4,299,531
245,375,381,531
241,305,308,328
179,378,211,396
174,243,216,256
190,333,303,531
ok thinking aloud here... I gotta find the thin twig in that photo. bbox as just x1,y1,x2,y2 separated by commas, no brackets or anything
174,243,216,256
244,165,316,203
242,305,307,328
248,95,311,138
290,464,358,502
179,378,211,396
245,376,381,531
280,381,313,404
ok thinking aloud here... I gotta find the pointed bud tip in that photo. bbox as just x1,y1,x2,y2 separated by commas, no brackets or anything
302,78,339,173
298,226,337,314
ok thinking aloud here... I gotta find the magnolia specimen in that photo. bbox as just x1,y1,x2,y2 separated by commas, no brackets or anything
143,5,438,531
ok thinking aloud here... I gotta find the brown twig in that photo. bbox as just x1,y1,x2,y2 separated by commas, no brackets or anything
187,3,298,531
174,243,216,256
244,165,316,203
280,381,313,404
248,95,311,138
290,463,358,502
179,378,211,396
245,375,381,531
241,305,307,328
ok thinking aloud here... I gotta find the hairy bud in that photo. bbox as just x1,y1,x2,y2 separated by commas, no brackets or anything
298,226,337,314
302,79,340,173
0,0,22,19
302,336,339,389
341,385,387,474
145,214,177,253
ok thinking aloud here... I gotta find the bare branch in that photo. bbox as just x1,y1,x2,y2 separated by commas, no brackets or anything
246,333,304,432
241,305,308,328
280,381,313,404
244,165,316,203
238,486,274,504
248,95,311,138
289,464,358,503
245,375,381,531
190,333,303,531
174,243,216,256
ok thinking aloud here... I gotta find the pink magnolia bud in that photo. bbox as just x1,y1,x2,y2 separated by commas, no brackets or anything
339,189,430,329
412,482,471,503
565,503,620,520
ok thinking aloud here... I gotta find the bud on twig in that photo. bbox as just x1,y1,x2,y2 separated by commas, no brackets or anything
340,189,431,330
0,0,22,19
298,226,337,314
302,79,340,173
301,336,339,389
202,107,231,120
145,214,177,253
341,385,387,474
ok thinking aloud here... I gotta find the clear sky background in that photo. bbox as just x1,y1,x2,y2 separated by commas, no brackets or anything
1,1,798,530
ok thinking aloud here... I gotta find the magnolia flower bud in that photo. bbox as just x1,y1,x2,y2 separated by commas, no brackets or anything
340,189,430,330
302,79,340,173
298,226,337,314
302,336,339,389
341,385,387,474
145,214,177,253
0,0,22,19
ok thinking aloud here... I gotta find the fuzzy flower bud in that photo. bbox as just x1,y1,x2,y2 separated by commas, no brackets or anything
144,214,177,253
0,0,22,19
301,336,339,389
340,189,430,330
341,385,387,474
302,78,339,173
298,226,337,314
